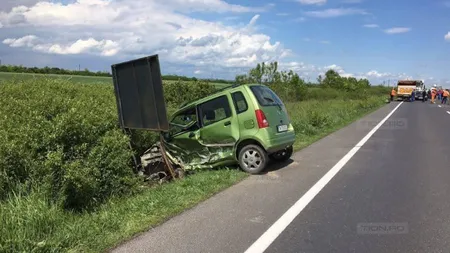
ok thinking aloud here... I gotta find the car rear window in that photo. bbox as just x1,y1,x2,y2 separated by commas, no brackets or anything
250,85,283,107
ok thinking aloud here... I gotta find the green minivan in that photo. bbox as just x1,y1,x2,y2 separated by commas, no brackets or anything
165,84,296,174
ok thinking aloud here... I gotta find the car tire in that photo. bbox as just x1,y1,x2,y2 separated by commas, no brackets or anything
238,144,268,174
270,146,293,162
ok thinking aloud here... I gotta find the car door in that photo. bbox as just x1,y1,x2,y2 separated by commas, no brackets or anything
167,106,204,154
197,94,240,156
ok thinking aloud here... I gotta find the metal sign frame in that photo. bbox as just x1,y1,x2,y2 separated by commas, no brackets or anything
111,54,169,131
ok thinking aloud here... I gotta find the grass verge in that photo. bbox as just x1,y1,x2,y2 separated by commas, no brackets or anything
0,96,387,253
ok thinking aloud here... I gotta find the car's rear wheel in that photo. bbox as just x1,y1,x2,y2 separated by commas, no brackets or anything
238,144,268,174
270,146,293,162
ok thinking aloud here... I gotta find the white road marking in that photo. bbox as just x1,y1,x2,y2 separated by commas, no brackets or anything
447,111,450,115
244,102,404,253
438,105,442,108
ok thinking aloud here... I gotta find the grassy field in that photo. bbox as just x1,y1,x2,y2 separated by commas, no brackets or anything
0,75,388,252
0,71,231,88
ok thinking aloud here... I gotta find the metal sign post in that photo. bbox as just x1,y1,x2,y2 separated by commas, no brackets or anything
111,54,181,180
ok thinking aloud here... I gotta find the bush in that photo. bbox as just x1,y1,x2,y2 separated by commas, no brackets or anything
0,78,139,209
0,77,218,210
163,79,217,107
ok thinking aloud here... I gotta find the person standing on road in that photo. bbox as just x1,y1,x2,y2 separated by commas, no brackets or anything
443,89,449,105
390,88,396,101
422,89,427,102
438,89,443,102
410,89,415,102
431,89,437,104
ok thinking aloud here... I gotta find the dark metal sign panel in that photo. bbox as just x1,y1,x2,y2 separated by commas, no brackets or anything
111,54,169,131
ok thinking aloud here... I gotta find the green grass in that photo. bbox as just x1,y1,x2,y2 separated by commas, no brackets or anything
0,169,247,253
0,74,388,252
0,72,112,84
0,72,229,88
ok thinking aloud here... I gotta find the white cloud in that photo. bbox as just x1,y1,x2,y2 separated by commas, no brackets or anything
4,36,120,56
3,35,38,47
363,24,378,28
279,62,319,76
1,0,289,69
305,8,367,18
248,14,260,26
0,0,40,11
296,0,327,5
366,70,390,78
158,0,271,13
324,64,346,74
383,27,411,34
445,32,450,41
276,13,289,16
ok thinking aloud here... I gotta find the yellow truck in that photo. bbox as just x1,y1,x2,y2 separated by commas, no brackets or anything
396,80,419,101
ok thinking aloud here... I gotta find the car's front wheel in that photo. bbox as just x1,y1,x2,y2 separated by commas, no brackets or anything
270,146,293,162
238,144,268,174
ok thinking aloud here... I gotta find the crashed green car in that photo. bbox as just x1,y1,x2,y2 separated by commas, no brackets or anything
155,83,296,174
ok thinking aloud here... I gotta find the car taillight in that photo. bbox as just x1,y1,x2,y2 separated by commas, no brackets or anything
255,109,269,128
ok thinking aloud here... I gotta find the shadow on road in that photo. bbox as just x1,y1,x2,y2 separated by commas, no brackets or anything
260,158,295,174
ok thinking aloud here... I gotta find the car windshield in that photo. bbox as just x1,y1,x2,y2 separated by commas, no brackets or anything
250,85,284,107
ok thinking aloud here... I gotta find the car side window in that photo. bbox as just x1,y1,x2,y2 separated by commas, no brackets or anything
199,95,232,127
169,107,199,135
231,91,248,114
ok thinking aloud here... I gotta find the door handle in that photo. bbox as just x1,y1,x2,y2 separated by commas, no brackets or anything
189,132,195,138
224,121,231,126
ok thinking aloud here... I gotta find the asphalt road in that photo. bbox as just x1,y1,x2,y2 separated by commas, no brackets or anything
112,101,450,253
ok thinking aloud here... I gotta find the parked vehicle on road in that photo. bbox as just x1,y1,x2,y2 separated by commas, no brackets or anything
396,80,423,101
414,81,426,100
164,84,296,174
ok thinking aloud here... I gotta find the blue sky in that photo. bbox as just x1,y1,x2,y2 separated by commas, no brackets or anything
0,0,449,85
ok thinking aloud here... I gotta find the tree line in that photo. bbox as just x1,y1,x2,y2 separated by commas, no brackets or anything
235,61,389,101
236,61,371,90
0,62,382,91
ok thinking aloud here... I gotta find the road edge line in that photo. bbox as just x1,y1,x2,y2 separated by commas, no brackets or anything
244,101,404,253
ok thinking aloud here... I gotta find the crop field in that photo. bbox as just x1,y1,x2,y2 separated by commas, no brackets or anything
0,73,388,252
0,71,231,88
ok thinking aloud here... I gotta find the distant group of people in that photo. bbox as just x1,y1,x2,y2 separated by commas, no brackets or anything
390,87,449,104
428,88,449,104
